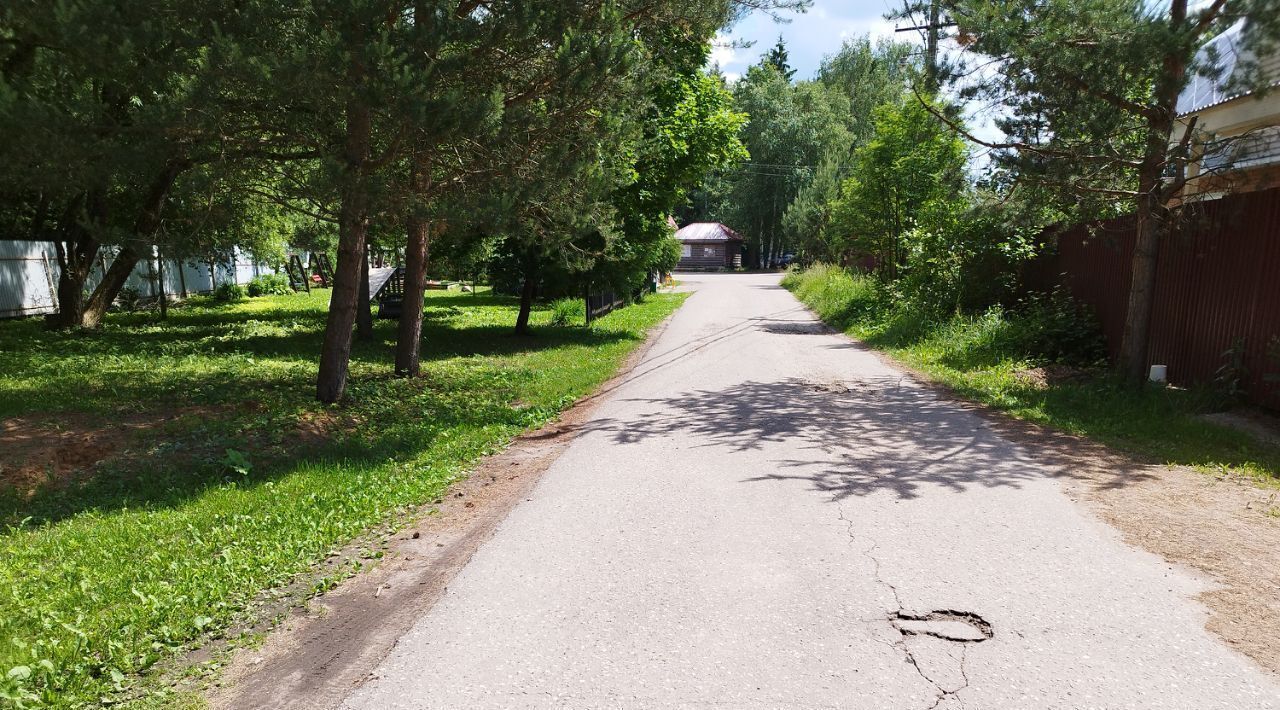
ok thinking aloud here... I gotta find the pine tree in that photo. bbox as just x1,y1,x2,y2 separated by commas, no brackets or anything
942,0,1280,382
0,0,284,328
764,36,797,81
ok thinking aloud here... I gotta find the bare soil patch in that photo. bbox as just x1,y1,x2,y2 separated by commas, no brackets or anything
1012,363,1099,389
1201,407,1280,448
0,408,222,498
1059,456,1280,675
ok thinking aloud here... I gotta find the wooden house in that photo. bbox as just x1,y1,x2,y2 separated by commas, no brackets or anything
674,222,744,270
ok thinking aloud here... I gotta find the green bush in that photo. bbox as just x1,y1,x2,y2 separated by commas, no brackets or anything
115,286,144,312
1007,287,1107,365
247,273,293,297
548,297,584,327
212,282,248,302
896,209,1041,318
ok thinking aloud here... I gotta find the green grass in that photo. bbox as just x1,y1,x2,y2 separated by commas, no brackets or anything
782,264,1280,481
0,288,686,708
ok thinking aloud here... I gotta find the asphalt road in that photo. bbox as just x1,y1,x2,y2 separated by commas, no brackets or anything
343,272,1280,709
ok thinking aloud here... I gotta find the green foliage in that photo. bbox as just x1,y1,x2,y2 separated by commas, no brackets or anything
692,36,917,265
781,38,919,264
763,36,797,81
898,207,1043,316
709,63,853,265
0,289,687,706
780,263,883,324
1213,337,1250,407
549,298,584,327
1010,287,1108,366
247,273,293,297
220,448,253,476
607,70,747,291
784,265,1280,481
830,96,968,279
212,282,248,302
115,287,145,313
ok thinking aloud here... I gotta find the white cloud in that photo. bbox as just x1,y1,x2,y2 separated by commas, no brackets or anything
707,31,737,71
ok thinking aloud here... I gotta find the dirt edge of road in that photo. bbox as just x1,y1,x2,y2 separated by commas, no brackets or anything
843,335,1280,677
202,306,683,710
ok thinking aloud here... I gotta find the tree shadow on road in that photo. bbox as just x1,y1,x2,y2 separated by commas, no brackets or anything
581,376,1153,501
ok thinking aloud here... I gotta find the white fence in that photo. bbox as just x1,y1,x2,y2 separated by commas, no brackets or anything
0,240,280,318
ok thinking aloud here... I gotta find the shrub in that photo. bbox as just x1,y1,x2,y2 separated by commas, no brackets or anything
212,282,248,302
548,297,583,327
1006,287,1106,365
115,286,144,312
247,273,292,297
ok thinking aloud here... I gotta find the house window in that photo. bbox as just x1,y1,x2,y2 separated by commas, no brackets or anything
681,244,692,258
703,246,716,257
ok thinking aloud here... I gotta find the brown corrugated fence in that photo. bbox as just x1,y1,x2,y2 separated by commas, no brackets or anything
1025,186,1280,409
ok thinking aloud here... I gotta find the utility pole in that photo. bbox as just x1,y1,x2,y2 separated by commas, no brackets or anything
893,1,955,93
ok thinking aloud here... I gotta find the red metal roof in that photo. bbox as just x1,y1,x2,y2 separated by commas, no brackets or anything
674,222,744,243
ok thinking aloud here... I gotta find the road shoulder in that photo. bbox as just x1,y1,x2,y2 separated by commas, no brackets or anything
829,327,1280,677
201,305,684,710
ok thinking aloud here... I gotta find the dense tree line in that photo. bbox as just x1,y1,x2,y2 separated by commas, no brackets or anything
0,0,798,402
692,0,1278,381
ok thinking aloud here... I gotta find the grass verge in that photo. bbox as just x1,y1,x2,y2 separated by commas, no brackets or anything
0,288,686,707
782,264,1280,481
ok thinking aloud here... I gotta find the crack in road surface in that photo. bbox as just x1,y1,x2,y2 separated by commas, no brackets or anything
837,502,984,709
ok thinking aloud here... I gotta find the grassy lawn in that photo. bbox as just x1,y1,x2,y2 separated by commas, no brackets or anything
0,288,686,708
782,265,1280,482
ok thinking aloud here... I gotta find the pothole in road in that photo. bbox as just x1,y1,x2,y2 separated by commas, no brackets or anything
891,610,993,643
804,381,852,394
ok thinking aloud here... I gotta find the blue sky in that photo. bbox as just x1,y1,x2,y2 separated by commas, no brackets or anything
711,1,915,82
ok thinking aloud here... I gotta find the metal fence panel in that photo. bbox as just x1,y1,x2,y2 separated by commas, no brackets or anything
0,241,283,319
1028,186,1280,409
0,241,58,317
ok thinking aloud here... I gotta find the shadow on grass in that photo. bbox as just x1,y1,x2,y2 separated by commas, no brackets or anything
0,293,637,526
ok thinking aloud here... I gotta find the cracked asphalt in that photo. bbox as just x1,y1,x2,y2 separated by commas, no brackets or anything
343,273,1280,709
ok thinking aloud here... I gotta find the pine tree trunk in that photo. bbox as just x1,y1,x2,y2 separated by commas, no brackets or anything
177,253,188,298
81,245,140,328
50,237,96,329
514,262,537,336
156,248,168,320
47,195,101,330
395,148,431,377
316,90,372,404
356,242,373,341
1117,0,1188,384
81,162,186,328
395,218,429,377
1118,163,1167,382
52,256,87,328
